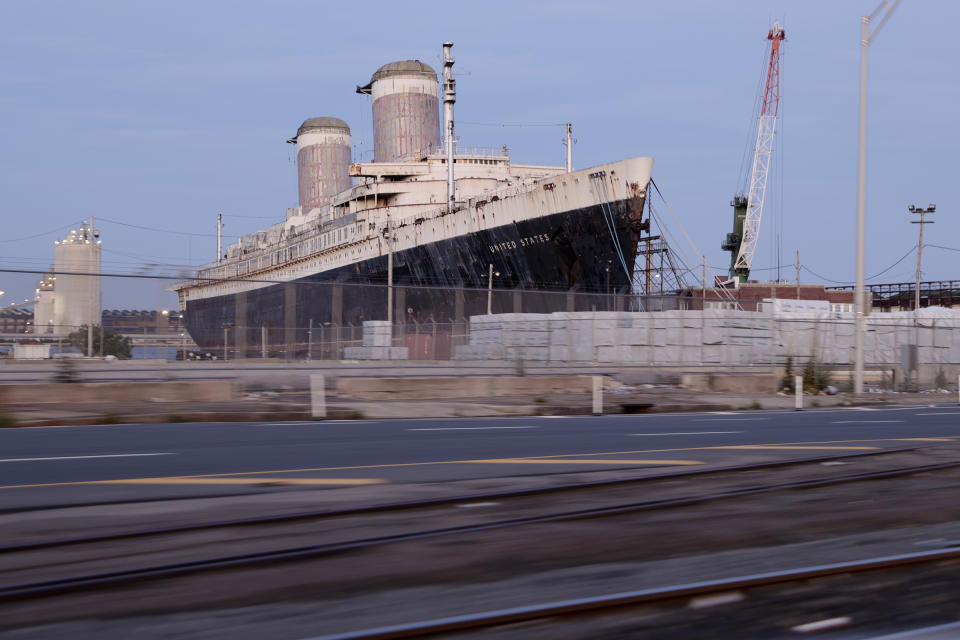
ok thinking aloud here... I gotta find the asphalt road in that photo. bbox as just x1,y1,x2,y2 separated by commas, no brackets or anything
1,404,959,510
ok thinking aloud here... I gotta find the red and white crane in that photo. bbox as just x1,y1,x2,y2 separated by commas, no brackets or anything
724,22,786,282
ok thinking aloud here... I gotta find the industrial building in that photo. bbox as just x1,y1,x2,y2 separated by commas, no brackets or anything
33,219,101,335
680,283,856,312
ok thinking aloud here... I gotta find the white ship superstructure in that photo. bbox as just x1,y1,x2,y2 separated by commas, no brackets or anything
176,43,654,354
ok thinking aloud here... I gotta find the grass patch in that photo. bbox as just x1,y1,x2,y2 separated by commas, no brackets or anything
534,396,546,403
166,413,187,423
740,400,762,410
0,413,17,428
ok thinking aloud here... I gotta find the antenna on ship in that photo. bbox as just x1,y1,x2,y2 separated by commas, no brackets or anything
442,42,456,213
217,213,223,264
563,123,576,173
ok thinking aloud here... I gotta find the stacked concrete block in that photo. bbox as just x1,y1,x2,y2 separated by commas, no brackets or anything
344,321,407,359
453,343,505,360
361,320,392,347
343,345,409,360
503,313,555,362
872,324,898,365
505,346,549,361
451,309,960,367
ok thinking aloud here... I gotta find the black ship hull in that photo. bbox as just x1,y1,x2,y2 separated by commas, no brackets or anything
184,196,646,355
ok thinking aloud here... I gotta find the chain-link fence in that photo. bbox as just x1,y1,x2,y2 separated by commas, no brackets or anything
5,274,960,393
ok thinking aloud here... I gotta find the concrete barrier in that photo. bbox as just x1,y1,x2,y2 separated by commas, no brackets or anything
336,375,598,400
680,374,776,393
0,381,236,404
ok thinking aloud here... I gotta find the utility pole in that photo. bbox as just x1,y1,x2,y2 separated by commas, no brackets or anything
701,256,707,309
217,213,223,263
487,264,498,315
605,262,611,310
855,0,901,396
909,204,936,310
795,249,801,300
307,318,313,361
386,215,393,324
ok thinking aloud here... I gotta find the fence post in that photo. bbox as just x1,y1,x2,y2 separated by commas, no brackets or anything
261,325,267,358
592,375,603,416
795,375,803,411
310,374,326,420
307,318,313,361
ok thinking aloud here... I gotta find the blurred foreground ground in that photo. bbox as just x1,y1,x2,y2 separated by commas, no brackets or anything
1,358,954,426
3,441,960,638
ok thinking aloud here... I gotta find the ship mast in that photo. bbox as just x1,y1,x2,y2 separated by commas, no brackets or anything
443,42,456,213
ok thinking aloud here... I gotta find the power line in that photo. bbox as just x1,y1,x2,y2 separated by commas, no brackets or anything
97,216,239,239
220,214,283,220
927,244,960,253
0,222,82,244
458,121,565,128
800,245,917,285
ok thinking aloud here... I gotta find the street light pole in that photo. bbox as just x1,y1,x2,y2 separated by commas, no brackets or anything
909,204,936,310
854,0,901,396
386,217,393,325
487,264,499,315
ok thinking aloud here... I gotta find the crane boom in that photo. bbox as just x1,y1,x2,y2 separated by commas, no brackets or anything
724,22,785,283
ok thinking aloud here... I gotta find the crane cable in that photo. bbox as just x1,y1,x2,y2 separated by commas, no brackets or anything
589,173,633,289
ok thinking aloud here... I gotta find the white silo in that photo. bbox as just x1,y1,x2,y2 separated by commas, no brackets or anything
357,60,441,163
288,117,352,213
52,220,101,334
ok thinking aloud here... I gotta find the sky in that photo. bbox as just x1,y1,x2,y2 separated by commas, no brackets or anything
1,0,957,310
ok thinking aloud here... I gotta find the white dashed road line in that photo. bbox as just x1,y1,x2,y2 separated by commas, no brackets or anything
409,426,538,432
0,453,173,463
627,431,744,436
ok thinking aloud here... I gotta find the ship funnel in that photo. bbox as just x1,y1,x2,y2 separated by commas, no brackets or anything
288,117,351,213
357,60,440,163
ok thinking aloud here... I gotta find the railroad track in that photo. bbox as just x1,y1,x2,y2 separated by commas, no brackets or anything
311,548,960,640
3,456,958,603
0,447,921,555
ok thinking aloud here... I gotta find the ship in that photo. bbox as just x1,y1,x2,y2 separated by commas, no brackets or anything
176,43,654,355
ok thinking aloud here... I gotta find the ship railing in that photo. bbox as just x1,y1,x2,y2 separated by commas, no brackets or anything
439,139,509,158
187,172,551,287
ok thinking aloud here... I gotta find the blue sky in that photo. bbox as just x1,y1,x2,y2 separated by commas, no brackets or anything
1,1,956,309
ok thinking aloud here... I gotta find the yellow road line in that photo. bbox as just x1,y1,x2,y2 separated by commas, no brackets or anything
98,477,385,486
470,458,703,466
2,436,955,491
713,446,877,451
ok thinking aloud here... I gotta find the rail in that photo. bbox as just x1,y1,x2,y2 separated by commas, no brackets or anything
313,547,960,639
0,447,914,555
3,452,957,602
